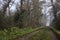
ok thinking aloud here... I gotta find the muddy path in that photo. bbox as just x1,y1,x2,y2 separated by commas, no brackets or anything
48,27,60,40
13,27,44,40
13,27,60,40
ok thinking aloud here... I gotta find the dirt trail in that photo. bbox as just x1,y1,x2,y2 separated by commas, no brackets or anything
48,27,60,40
13,27,59,40
13,30,40,40
48,30,58,40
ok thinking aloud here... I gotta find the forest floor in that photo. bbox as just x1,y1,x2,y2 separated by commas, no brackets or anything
48,28,58,40
13,27,60,40
13,27,41,40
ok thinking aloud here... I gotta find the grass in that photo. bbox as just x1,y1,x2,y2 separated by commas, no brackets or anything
29,28,52,40
0,27,38,40
55,29,60,35
51,27,60,35
0,27,57,40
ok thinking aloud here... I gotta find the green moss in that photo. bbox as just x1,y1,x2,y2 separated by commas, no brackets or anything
0,27,36,40
51,27,60,35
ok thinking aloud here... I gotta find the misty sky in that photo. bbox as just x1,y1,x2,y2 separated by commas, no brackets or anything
0,0,20,13
0,0,56,12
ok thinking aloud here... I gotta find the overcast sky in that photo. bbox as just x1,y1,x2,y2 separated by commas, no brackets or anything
0,0,56,13
0,0,20,12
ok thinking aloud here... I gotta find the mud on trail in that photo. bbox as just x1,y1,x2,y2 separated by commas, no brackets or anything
48,27,60,40
13,27,43,40
48,29,58,40
13,27,60,40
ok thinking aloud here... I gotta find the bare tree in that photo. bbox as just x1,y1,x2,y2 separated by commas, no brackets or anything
3,0,11,14
51,0,60,30
31,0,41,27
18,0,24,28
0,0,11,29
